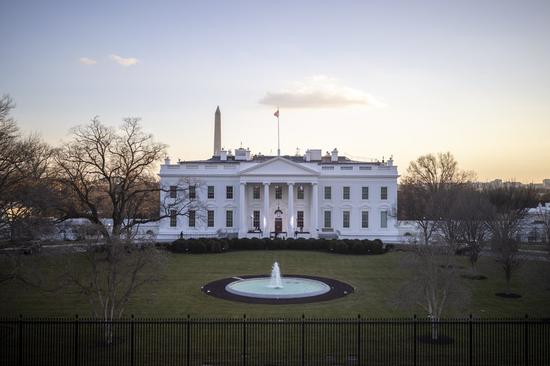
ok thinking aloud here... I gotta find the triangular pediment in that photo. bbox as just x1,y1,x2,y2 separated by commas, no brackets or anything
240,157,319,176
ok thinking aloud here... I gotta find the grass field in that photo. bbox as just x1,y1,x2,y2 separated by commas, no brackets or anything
1,250,550,318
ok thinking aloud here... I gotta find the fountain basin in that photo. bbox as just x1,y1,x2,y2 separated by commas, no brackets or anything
226,277,331,299
202,274,354,304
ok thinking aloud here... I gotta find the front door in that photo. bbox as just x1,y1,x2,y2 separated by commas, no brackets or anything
274,218,283,233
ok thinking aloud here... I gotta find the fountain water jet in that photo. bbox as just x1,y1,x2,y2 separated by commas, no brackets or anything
269,262,283,288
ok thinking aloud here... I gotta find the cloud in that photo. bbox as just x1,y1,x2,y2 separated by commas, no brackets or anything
259,75,386,109
109,54,139,66
79,57,97,65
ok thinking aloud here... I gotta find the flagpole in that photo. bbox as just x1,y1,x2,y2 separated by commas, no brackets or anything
277,107,280,156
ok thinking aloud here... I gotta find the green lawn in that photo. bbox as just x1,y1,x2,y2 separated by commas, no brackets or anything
1,250,550,318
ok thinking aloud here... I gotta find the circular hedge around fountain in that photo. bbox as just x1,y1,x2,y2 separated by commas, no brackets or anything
202,274,354,305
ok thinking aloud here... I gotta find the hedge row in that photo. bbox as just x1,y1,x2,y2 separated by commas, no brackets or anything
168,237,390,255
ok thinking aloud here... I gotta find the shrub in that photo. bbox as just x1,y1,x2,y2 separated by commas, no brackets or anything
168,237,388,255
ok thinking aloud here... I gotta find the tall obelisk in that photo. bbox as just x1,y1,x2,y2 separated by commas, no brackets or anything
213,106,221,156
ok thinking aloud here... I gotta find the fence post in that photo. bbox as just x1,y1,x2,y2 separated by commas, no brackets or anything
523,314,529,366
301,314,305,366
242,314,247,366
186,315,190,366
357,314,361,366
74,314,79,366
130,315,135,366
18,314,23,366
469,314,473,366
413,315,417,366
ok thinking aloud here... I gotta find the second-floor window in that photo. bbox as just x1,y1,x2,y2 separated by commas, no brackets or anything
324,186,331,200
275,185,282,199
343,210,350,228
343,186,350,200
253,186,260,200
189,185,196,199
253,210,260,229
188,210,196,227
297,186,304,199
226,186,233,199
362,186,369,200
381,186,388,200
207,210,215,227
169,185,177,198
208,186,215,199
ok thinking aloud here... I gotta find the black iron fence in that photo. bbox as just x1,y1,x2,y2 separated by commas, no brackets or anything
1,315,549,366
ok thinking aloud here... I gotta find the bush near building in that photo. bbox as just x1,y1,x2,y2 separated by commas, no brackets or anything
168,237,389,255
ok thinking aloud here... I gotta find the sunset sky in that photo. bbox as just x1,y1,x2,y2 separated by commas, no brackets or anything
2,0,549,183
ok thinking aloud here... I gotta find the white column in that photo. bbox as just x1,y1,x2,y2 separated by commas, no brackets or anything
311,182,319,238
263,182,270,237
287,183,294,235
239,182,246,237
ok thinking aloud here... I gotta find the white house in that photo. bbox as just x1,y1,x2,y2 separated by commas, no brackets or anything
157,107,399,242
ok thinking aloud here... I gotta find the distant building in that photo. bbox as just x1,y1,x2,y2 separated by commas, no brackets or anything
157,107,400,242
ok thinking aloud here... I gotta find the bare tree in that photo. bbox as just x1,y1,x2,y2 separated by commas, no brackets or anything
54,117,194,241
400,152,473,244
395,242,470,340
485,185,537,295
534,203,550,255
454,188,492,273
63,224,164,344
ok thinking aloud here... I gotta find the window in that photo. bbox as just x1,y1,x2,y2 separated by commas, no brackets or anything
343,186,350,200
169,185,177,198
381,210,388,228
343,211,350,228
361,210,369,228
208,186,215,199
226,186,233,199
275,185,282,200
324,210,332,228
362,186,369,200
189,185,196,199
169,210,177,227
207,210,215,227
253,186,260,200
253,210,260,229
226,210,233,227
188,210,196,227
297,211,304,229
324,186,331,200
381,186,388,200
297,185,304,199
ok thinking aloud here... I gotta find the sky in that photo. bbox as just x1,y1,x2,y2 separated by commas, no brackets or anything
1,0,549,183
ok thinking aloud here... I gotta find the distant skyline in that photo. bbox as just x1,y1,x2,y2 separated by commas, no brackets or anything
1,0,549,182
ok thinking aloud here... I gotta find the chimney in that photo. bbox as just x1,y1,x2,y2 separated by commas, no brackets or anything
331,148,338,162
220,149,227,161
213,106,221,156
164,156,171,165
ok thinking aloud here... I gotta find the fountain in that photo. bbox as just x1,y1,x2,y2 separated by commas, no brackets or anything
203,261,354,304
268,262,283,288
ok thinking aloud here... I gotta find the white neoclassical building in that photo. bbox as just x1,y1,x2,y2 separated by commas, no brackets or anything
158,108,399,242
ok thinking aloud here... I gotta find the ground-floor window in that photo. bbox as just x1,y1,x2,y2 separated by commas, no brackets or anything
188,210,196,227
324,210,332,228
297,210,304,230
343,211,350,228
253,210,260,229
361,210,369,228
207,210,215,227
170,210,177,227
226,210,233,227
381,210,388,228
